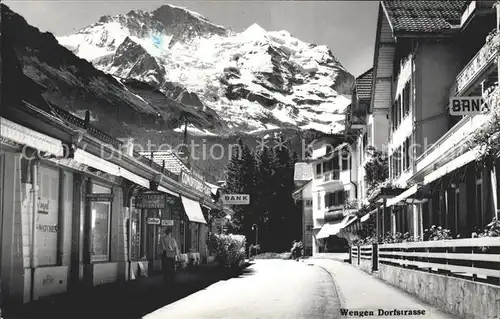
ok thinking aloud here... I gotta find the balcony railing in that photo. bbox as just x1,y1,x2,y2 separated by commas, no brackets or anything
456,32,499,95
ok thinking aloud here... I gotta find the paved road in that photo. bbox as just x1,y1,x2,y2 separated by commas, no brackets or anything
143,260,341,319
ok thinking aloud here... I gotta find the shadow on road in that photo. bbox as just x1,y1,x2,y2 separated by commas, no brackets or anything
3,263,256,319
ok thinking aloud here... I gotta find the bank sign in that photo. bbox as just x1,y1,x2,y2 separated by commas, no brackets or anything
450,96,490,116
222,194,250,205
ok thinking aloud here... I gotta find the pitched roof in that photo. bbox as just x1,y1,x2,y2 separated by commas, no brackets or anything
294,162,313,182
355,68,373,102
140,150,189,175
382,1,467,34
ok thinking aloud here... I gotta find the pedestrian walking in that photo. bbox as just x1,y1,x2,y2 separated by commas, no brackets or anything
160,227,179,284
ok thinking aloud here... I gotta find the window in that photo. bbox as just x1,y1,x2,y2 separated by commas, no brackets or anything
316,163,322,177
37,165,60,266
130,208,143,260
332,156,340,170
91,183,112,262
341,152,349,171
404,137,411,171
305,200,312,207
317,192,321,210
344,190,350,202
323,159,333,172
403,82,410,116
306,225,313,232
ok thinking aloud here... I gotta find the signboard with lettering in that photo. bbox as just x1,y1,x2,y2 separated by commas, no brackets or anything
86,193,114,202
181,171,212,197
450,96,490,116
147,218,161,225
161,219,174,226
135,193,166,209
222,194,250,205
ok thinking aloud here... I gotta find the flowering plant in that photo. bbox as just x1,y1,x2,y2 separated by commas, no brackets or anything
423,225,453,241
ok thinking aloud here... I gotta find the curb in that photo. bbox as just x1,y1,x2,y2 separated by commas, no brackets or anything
308,261,348,309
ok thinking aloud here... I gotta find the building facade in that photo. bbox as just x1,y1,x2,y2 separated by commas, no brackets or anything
343,0,499,243
0,84,228,309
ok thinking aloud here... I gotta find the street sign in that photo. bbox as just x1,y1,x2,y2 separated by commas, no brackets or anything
135,193,166,209
449,96,490,116
221,194,250,205
161,219,174,226
147,218,160,225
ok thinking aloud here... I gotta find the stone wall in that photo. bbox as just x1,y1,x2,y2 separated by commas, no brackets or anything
376,263,500,319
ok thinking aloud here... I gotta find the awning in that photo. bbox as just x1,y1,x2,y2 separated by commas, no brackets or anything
316,216,349,239
73,149,120,176
181,196,207,224
1,117,64,157
74,149,153,189
120,168,150,189
423,147,480,186
386,184,419,207
158,186,180,197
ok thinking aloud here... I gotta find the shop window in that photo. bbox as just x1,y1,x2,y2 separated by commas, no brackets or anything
130,208,143,260
37,165,60,266
91,183,112,262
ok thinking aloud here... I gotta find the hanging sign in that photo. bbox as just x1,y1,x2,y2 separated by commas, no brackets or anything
449,96,489,116
222,194,250,205
135,193,166,209
147,218,161,225
161,219,174,226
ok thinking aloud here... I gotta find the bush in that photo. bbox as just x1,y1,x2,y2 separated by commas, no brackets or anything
477,217,500,238
208,233,247,268
423,225,452,241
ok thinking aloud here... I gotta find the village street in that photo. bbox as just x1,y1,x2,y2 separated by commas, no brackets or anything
142,259,457,319
143,259,341,319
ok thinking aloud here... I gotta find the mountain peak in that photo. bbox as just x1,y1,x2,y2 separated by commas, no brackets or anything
243,23,267,37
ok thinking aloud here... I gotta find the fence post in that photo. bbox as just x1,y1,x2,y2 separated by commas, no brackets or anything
372,243,378,272
357,245,360,265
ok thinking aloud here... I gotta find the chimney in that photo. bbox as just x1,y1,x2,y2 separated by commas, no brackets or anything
84,110,90,129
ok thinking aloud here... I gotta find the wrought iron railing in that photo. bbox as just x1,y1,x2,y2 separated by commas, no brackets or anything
456,32,499,95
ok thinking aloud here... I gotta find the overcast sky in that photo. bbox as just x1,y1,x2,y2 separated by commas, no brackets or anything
5,0,379,76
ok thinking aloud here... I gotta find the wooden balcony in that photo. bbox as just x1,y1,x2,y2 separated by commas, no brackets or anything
456,32,499,96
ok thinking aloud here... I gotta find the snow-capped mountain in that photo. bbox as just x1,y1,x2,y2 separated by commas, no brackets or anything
58,4,355,134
